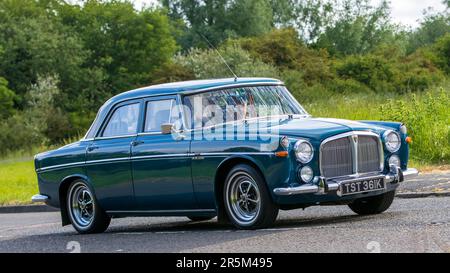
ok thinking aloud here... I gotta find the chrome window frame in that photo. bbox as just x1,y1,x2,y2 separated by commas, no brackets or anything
95,99,143,140
84,82,311,141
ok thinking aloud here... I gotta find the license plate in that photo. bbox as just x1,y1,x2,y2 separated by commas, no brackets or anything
340,177,385,196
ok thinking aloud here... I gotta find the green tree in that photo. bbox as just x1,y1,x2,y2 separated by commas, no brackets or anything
407,11,450,54
0,0,92,106
58,0,178,93
314,0,396,55
288,0,334,43
0,77,15,118
228,0,273,38
161,0,274,49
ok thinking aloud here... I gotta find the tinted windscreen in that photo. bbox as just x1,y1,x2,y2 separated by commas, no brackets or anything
183,85,307,129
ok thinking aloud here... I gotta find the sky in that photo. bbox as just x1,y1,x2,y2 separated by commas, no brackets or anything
131,0,448,28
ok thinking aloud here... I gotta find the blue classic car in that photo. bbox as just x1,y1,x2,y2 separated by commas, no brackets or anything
32,78,418,234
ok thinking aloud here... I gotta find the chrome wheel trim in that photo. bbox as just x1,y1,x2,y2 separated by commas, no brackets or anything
68,182,95,229
225,171,261,226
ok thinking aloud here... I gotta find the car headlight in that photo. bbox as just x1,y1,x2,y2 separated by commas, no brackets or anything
383,130,401,153
299,166,313,183
294,140,314,163
388,155,400,167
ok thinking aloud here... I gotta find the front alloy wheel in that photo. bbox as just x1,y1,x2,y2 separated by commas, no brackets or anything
224,164,278,229
67,180,110,234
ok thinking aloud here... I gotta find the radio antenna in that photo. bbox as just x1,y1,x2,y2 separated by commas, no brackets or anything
199,33,238,81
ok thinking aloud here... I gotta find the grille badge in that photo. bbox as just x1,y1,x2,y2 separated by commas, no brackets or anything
352,135,358,143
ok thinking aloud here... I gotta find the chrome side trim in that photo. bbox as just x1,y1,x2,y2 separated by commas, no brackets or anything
36,152,275,172
132,154,190,161
36,161,85,173
197,152,275,156
31,194,49,203
94,134,137,141
106,209,216,215
85,157,130,165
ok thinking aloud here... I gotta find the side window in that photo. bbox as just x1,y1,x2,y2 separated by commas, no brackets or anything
144,99,178,132
102,103,140,137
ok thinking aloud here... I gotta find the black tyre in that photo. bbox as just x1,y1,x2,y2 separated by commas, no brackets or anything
223,164,279,229
67,180,111,234
348,190,395,215
187,216,215,222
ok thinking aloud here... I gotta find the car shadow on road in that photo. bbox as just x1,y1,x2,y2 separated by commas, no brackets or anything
105,210,403,234
0,211,403,252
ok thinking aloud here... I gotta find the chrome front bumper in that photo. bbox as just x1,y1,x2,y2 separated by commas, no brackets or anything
31,194,49,203
273,167,419,196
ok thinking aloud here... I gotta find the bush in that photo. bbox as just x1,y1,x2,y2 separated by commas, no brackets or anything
327,78,372,94
151,62,196,84
237,28,333,85
304,85,449,164
0,113,43,156
379,87,450,163
174,43,279,79
334,49,444,93
334,54,396,92
431,33,450,74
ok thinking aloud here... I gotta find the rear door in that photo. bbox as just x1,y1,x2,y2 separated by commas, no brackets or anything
85,100,142,211
131,95,195,210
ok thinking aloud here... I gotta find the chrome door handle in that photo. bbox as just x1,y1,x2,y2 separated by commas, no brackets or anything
192,153,204,160
131,140,144,147
87,146,99,152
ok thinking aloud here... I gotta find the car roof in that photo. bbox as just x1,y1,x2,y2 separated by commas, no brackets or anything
107,77,283,104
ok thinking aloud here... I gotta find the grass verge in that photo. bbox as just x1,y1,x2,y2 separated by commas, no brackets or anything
0,159,37,205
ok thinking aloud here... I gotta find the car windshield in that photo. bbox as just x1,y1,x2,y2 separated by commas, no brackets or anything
183,85,308,129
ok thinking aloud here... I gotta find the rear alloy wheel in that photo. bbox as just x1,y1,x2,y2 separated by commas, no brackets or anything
348,190,396,215
67,180,111,234
224,164,278,229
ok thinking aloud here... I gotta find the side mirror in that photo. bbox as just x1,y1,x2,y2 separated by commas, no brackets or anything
161,123,174,135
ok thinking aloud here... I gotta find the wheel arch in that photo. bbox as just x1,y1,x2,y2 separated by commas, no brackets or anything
59,174,92,226
214,155,269,223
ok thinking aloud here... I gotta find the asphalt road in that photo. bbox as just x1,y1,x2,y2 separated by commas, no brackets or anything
0,196,449,253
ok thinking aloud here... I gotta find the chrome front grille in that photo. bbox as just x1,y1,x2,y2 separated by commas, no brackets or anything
320,132,383,178
357,136,381,173
321,137,353,178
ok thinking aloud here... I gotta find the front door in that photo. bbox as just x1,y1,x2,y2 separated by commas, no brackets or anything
131,96,195,210
85,100,142,211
